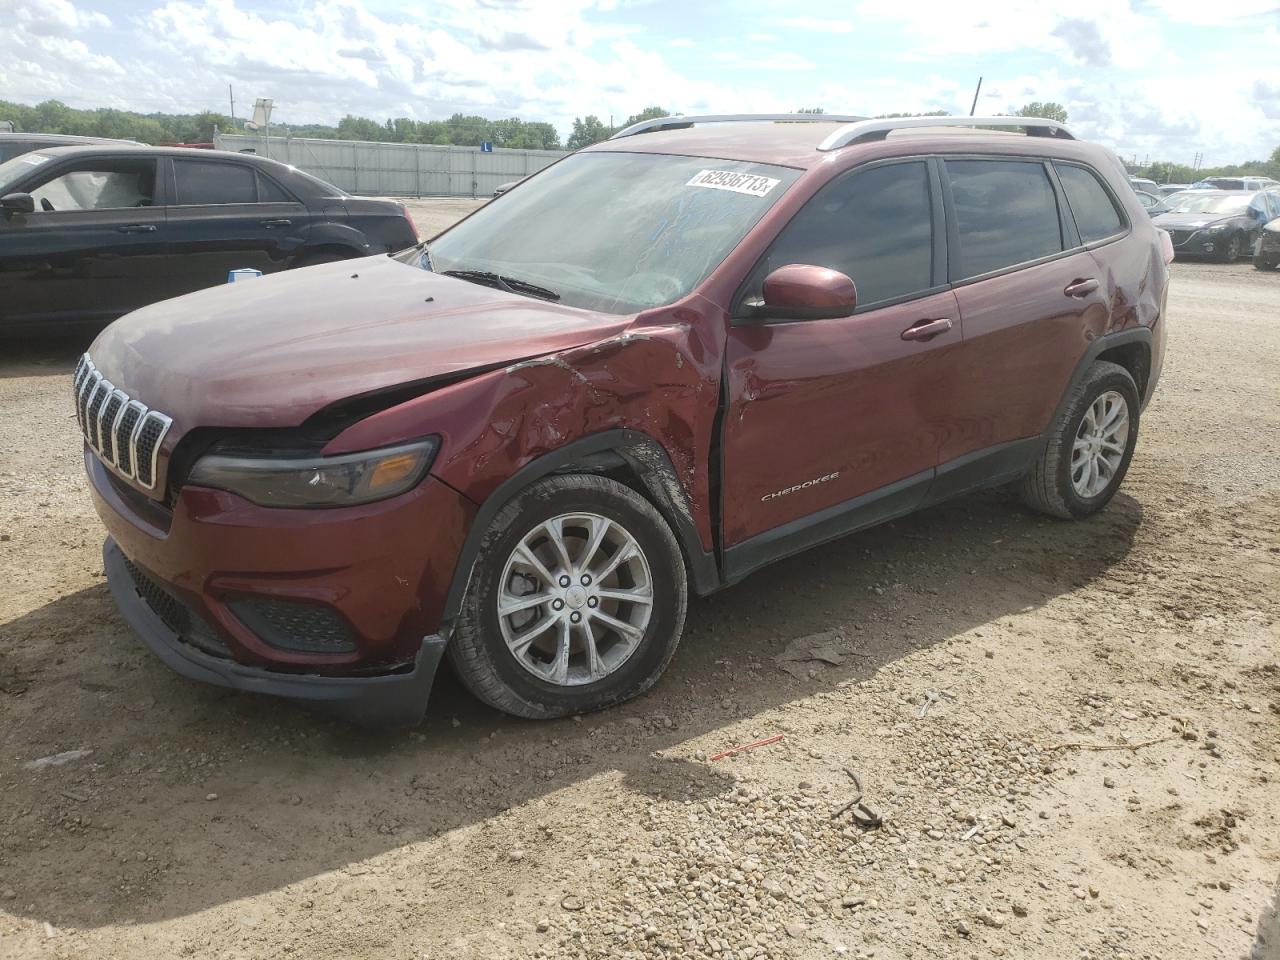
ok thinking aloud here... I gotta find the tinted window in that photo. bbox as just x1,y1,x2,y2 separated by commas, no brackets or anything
1057,163,1125,242
29,159,157,211
257,173,291,202
946,160,1063,279
175,160,257,204
750,161,934,308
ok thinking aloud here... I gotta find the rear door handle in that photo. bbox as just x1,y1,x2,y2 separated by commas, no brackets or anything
901,318,954,341
260,219,292,228
1064,278,1099,298
116,224,157,234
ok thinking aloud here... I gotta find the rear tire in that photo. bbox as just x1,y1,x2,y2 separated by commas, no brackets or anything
1019,361,1140,519
448,474,687,719
1254,253,1278,271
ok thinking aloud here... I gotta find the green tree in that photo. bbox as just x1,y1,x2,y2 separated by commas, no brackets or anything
566,115,610,150
796,107,825,114
336,115,386,141
621,106,670,128
1014,101,1069,123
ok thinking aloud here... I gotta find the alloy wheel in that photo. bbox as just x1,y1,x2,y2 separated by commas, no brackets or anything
497,512,654,686
1071,390,1129,498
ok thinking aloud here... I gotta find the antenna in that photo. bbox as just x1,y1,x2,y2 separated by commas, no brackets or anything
969,77,983,117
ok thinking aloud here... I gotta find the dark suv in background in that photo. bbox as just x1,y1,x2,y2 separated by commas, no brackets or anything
0,145,417,331
78,115,1169,726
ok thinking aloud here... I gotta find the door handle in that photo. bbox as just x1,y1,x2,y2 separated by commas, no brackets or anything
116,224,157,234
260,219,292,228
1064,278,1099,298
901,318,954,342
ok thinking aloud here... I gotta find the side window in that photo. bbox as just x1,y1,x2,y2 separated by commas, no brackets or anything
257,173,292,202
1056,163,1126,242
748,161,934,309
946,159,1063,279
29,159,157,212
174,160,257,205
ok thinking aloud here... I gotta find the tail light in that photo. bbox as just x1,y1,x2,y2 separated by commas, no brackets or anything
399,203,419,241
1156,228,1175,265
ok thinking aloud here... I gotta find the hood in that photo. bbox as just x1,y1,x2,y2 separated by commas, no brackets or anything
89,255,630,431
1151,212,1238,230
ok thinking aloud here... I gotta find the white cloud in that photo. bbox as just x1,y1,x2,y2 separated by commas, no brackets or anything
0,0,1274,164
780,17,854,32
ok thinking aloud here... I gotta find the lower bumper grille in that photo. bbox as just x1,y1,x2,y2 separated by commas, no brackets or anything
226,597,359,654
121,556,232,660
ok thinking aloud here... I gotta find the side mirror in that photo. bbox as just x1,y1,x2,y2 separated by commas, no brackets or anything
740,264,858,322
1,192,35,216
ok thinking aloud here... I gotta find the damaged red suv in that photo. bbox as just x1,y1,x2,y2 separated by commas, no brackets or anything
78,115,1169,725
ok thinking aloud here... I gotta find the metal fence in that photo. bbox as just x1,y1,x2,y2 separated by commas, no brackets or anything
212,133,566,198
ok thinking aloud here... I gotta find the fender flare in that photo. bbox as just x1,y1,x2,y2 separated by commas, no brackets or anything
1049,326,1154,429
439,429,721,630
300,221,374,258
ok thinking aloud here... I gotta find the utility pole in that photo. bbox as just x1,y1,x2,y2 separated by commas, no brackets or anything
969,76,983,117
228,84,235,125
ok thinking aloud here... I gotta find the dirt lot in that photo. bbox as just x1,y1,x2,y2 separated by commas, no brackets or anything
1,250,1277,960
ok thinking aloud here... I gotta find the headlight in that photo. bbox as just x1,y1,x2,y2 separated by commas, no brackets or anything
1204,224,1226,233
188,438,438,508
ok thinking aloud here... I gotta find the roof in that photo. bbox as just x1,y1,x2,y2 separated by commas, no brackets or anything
585,121,858,168
586,117,1096,170
0,132,129,145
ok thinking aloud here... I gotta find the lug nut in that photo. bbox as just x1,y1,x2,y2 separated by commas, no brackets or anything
552,599,564,611
587,597,598,608
570,612,582,623
558,575,571,587
580,574,592,586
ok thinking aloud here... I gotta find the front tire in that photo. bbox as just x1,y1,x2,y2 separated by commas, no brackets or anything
448,474,687,719
1019,360,1140,519
1217,233,1242,263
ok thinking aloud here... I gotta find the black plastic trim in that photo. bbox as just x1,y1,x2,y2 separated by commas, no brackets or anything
1054,326,1156,417
440,430,721,628
104,538,441,727
925,437,1042,506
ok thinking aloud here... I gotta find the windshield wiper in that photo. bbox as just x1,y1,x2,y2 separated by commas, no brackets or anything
441,269,560,302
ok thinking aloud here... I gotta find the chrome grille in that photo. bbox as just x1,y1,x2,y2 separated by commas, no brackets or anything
73,354,173,490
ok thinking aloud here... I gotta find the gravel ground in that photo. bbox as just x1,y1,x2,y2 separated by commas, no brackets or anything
0,251,1277,960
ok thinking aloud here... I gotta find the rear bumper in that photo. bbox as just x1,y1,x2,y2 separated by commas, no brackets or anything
105,538,444,726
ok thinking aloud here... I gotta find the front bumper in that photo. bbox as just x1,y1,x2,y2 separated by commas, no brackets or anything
1169,230,1229,257
86,447,477,725
104,538,444,725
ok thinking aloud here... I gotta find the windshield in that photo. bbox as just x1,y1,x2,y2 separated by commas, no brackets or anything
1162,193,1253,215
417,152,801,314
0,152,52,193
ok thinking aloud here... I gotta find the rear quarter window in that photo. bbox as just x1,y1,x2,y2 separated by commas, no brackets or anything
1056,163,1126,243
946,159,1063,280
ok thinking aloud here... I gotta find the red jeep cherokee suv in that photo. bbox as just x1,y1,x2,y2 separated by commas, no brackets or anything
77,115,1169,725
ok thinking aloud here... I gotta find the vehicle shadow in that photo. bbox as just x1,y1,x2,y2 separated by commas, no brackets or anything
0,487,1142,928
0,334,92,380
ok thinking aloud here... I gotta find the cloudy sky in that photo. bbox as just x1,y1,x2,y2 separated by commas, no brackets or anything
3,0,1278,165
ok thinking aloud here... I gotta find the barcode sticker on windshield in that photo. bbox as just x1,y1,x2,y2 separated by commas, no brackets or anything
686,169,780,198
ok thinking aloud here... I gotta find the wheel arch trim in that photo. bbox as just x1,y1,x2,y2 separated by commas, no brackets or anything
439,429,720,634
1058,327,1155,419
